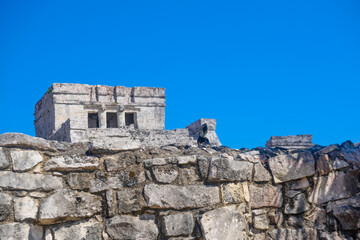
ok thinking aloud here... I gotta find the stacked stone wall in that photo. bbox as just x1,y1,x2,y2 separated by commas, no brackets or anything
0,133,359,239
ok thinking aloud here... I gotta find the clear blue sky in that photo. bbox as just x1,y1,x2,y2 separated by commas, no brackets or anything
1,0,360,149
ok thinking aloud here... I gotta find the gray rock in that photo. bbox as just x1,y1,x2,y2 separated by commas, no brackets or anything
237,150,262,163
304,207,326,230
67,172,92,190
333,205,360,230
285,193,309,214
0,223,43,240
309,171,358,204
176,155,197,165
253,163,271,182
208,155,253,182
29,192,47,198
249,184,283,208
105,215,158,240
316,154,331,175
221,182,243,204
152,165,178,183
0,147,10,169
14,196,38,221
44,155,99,171
287,216,303,227
266,228,309,240
177,167,200,185
0,192,12,222
106,190,116,217
197,156,209,179
104,154,136,171
38,189,102,224
0,171,63,191
253,214,269,230
326,194,360,212
316,144,338,155
117,188,145,213
200,205,246,240
286,178,309,190
0,133,57,151
89,137,142,154
269,151,315,183
144,157,177,168
319,231,349,240
163,212,194,237
144,184,220,209
11,150,43,172
332,158,349,170
53,220,103,240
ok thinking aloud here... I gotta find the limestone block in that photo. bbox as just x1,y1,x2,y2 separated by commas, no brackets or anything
0,147,10,169
221,182,243,204
332,158,349,170
176,155,197,165
253,214,269,230
237,150,262,163
177,167,200,185
151,165,178,183
265,134,314,149
89,137,141,154
332,205,360,230
253,163,271,182
316,154,331,175
0,192,12,222
143,157,177,168
309,171,358,205
53,220,103,240
104,154,136,172
14,196,38,221
316,144,339,155
144,184,220,209
38,189,102,224
117,188,145,213
284,193,309,214
200,205,246,240
249,184,283,208
67,172,92,190
319,231,350,240
285,178,309,190
304,207,327,230
105,215,158,240
0,223,43,240
162,212,194,237
269,151,315,183
44,155,99,171
0,172,63,191
11,150,43,172
106,190,116,217
0,133,57,151
208,155,253,182
197,156,209,179
266,228,311,240
29,192,47,198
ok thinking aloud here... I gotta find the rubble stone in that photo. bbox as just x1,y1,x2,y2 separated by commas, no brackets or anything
249,184,283,208
304,207,326,230
0,223,43,240
67,172,92,190
253,163,271,182
11,150,43,172
14,196,38,221
221,182,243,204
163,212,194,237
253,214,269,230
286,178,309,190
0,147,10,169
0,192,12,222
53,220,103,240
316,154,331,175
117,188,145,213
152,165,178,183
44,155,99,171
0,133,57,151
332,205,360,230
284,193,309,214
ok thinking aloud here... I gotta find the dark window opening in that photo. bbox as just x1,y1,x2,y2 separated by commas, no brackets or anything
125,112,135,127
88,113,99,128
106,112,118,128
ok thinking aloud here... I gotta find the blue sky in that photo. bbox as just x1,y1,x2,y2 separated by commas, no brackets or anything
1,0,360,149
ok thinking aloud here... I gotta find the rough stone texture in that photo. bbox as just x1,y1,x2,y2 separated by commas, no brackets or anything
309,171,358,204
0,223,43,240
304,207,326,230
208,155,253,182
332,158,349,170
286,178,309,190
44,155,99,171
332,205,360,230
67,172,92,190
221,182,243,204
0,171,63,191
52,220,103,240
249,184,283,208
253,163,271,182
197,156,209,178
105,215,158,240
117,188,145,213
0,133,57,151
14,196,38,221
0,192,12,222
253,214,269,230
266,228,314,240
152,165,179,183
39,189,102,224
316,154,331,175
266,134,314,149
200,205,246,240
144,184,220,209
269,151,315,183
10,150,43,172
237,150,262,163
176,155,197,165
104,154,136,171
0,147,10,169
162,212,194,237
284,193,309,214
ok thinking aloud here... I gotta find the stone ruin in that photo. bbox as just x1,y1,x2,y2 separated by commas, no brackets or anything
0,83,359,240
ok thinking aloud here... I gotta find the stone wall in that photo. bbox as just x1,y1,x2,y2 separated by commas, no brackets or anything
0,133,359,239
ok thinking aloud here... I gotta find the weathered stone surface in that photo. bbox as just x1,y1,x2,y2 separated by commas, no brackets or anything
316,154,331,175
44,155,99,171
269,151,315,183
332,158,349,170
326,194,360,212
266,134,314,149
53,220,103,240
104,153,136,171
197,156,209,178
237,150,261,163
200,205,246,240
144,184,220,209
333,205,360,230
222,182,243,204
309,171,358,204
176,155,197,165
177,167,200,185
0,171,63,191
163,212,194,237
39,189,102,224
117,188,145,213
249,184,283,208
152,165,178,183
67,172,92,190
316,144,338,155
284,193,309,214
208,155,253,182
0,147,10,169
105,215,158,240
253,214,269,230
11,150,43,172
29,192,47,198
266,228,313,240
106,190,116,217
0,223,43,240
254,163,271,182
304,207,326,230
339,140,360,164
0,133,57,151
319,231,349,240
89,137,142,154
0,192,12,222
286,178,309,190
144,157,177,168
14,196,38,221
268,212,283,227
